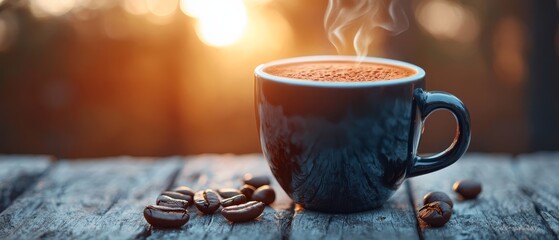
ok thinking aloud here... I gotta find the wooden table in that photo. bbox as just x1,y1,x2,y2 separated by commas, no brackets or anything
0,153,558,239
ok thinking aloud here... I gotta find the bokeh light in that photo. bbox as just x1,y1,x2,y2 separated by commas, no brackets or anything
30,0,77,18
493,17,526,85
180,0,205,18
415,0,480,43
146,0,177,17
181,0,248,47
123,0,150,15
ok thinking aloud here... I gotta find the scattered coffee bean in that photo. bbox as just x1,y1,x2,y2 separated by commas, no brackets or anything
221,194,248,208
418,201,452,227
217,188,242,199
243,174,271,188
144,205,190,228
194,189,221,214
453,179,482,199
239,184,256,200
221,201,265,222
251,185,275,205
172,186,196,198
156,195,189,209
423,191,453,208
161,191,193,205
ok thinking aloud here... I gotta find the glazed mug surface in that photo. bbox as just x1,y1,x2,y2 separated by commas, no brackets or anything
254,55,470,213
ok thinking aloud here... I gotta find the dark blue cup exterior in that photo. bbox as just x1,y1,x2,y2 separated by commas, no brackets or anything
255,56,470,213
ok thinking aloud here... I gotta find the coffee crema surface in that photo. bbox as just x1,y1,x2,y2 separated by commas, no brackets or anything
264,61,416,82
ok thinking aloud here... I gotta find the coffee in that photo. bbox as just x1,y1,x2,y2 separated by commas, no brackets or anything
172,186,196,198
156,195,189,209
239,184,256,199
161,191,193,205
193,189,221,214
243,174,271,188
453,179,482,200
251,185,276,205
418,201,452,227
221,194,248,208
423,191,454,208
143,205,190,228
221,201,265,223
217,188,242,199
263,61,415,82
256,56,471,212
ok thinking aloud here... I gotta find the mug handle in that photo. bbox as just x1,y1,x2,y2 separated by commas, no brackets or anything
406,88,471,178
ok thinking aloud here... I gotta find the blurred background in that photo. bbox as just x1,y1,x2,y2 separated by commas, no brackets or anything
0,0,557,158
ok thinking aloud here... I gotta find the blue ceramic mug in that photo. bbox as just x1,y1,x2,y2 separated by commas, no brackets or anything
255,56,470,213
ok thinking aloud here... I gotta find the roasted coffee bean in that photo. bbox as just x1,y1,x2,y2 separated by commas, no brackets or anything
251,185,275,205
156,195,189,209
143,205,190,228
217,188,242,199
453,180,482,199
418,201,452,227
161,191,193,205
423,191,453,208
221,201,265,222
172,186,196,198
239,184,256,200
243,174,271,188
221,194,248,208
194,189,221,214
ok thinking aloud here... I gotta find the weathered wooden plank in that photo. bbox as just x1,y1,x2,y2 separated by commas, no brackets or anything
290,185,419,240
0,155,53,213
409,154,555,239
148,154,293,240
515,152,559,238
0,156,183,240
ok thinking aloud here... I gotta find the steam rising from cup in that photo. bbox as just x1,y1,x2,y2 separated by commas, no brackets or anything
324,0,409,61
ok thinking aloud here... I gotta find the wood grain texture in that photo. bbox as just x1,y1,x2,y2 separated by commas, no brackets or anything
409,154,556,239
290,185,419,240
0,155,52,212
0,157,182,240
515,152,559,238
0,153,558,239
148,154,293,240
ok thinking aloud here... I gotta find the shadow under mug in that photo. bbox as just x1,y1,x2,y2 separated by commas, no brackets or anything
254,56,471,213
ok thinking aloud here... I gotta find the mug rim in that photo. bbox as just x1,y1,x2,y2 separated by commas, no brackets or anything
255,55,426,88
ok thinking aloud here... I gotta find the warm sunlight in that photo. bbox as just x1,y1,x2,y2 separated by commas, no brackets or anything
180,0,248,47
415,0,479,43
30,0,76,17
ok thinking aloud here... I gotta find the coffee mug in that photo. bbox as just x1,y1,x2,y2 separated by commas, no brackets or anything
254,55,470,213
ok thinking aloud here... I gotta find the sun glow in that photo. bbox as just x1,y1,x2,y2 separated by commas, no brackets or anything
30,0,77,17
180,0,248,47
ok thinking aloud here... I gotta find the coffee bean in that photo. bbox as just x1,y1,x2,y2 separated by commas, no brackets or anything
221,201,265,222
143,205,190,228
239,184,256,200
217,188,242,199
156,195,189,209
418,201,452,227
243,174,271,188
423,191,453,208
251,185,275,205
453,180,482,199
161,191,193,205
172,186,196,198
221,194,248,208
194,189,221,214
